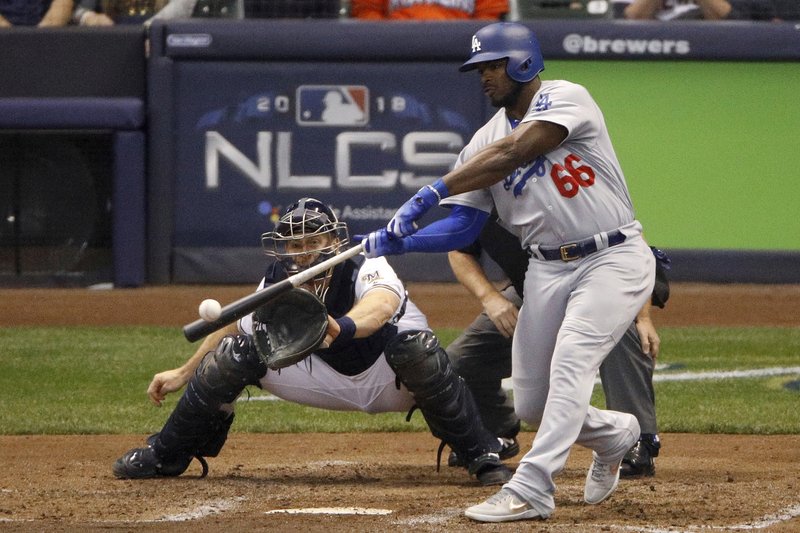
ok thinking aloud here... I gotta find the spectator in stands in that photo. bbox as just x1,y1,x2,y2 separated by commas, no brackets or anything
145,0,340,24
612,0,776,19
0,0,73,26
351,0,507,20
145,0,244,24
73,0,173,25
71,0,114,25
144,0,202,25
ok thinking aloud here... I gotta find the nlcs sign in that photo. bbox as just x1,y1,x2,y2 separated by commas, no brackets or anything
205,130,464,191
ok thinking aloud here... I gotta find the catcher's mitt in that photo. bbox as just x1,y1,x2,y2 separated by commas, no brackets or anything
252,288,329,370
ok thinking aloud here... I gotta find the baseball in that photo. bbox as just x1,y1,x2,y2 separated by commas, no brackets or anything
198,298,222,322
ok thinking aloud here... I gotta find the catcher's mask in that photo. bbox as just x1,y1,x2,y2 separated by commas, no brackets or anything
261,198,349,299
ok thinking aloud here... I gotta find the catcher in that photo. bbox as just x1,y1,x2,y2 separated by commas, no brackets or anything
113,197,512,486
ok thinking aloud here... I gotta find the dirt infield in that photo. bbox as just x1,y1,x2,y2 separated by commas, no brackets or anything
1,283,799,532
4,282,800,328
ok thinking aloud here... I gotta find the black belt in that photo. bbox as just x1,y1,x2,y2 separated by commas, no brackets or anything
528,230,626,262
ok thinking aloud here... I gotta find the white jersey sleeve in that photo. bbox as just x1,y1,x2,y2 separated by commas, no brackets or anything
353,256,405,317
522,81,600,143
356,256,430,333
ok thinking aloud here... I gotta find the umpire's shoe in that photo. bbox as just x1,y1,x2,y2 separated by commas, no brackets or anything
620,434,660,478
469,452,514,486
449,437,520,468
113,435,207,479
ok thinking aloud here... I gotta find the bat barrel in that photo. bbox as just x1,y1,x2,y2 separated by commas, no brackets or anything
182,243,364,342
183,279,293,342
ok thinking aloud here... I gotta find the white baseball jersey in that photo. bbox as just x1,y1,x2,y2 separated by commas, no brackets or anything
443,80,638,249
238,254,427,413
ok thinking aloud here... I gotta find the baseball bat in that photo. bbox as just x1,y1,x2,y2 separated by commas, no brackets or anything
182,243,365,342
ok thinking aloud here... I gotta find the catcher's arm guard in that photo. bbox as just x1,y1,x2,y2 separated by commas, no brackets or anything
252,288,329,370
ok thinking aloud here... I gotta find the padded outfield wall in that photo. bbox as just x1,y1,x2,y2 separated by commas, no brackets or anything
145,20,799,285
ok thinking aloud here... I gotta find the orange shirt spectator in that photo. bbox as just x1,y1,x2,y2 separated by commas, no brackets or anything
351,0,508,20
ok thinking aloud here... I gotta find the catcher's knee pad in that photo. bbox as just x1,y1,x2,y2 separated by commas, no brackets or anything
385,330,498,462
194,334,267,405
385,330,451,399
152,335,265,462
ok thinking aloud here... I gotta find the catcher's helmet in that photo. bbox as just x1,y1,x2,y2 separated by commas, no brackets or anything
261,198,349,298
273,198,344,240
459,22,544,83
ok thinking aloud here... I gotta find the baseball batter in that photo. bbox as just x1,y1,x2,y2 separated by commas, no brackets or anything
362,22,655,522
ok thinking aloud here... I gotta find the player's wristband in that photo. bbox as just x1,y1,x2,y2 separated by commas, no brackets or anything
72,6,88,24
331,316,356,347
425,178,450,204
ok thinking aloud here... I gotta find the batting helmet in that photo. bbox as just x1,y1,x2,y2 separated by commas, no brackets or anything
459,22,544,83
261,198,349,298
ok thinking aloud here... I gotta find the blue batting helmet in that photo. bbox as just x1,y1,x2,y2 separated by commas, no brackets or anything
459,22,544,83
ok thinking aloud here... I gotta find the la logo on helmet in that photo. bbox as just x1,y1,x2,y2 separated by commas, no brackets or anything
471,35,481,53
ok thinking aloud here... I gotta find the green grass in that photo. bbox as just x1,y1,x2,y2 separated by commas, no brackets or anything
0,326,798,435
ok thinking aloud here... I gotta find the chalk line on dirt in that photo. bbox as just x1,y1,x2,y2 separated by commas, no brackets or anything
151,497,244,522
264,507,392,515
1,498,246,525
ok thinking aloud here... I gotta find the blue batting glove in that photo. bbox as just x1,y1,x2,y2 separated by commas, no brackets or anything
386,179,450,238
360,230,406,258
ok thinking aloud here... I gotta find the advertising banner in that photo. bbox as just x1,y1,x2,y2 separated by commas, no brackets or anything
171,61,486,249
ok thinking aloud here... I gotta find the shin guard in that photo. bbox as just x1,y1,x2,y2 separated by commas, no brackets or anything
151,335,267,464
385,330,500,463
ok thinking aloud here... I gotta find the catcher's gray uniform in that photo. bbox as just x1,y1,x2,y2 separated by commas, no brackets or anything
239,254,427,413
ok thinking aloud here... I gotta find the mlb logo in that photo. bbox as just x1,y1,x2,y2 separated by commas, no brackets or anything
296,85,369,127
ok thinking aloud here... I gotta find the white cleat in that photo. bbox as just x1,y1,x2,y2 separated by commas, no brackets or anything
585,415,640,505
584,453,623,504
465,488,545,523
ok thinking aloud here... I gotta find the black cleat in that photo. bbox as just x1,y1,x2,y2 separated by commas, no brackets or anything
449,437,520,468
468,452,514,486
113,443,205,479
620,435,660,478
113,446,167,479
